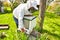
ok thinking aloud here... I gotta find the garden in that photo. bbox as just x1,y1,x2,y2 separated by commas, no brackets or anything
0,0,60,40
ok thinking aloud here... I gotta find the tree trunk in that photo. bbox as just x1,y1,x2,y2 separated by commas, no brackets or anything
39,0,46,33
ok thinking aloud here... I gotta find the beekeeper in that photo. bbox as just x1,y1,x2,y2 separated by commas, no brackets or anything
13,0,38,34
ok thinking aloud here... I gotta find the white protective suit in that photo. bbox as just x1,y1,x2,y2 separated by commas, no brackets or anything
35,0,40,5
13,0,38,34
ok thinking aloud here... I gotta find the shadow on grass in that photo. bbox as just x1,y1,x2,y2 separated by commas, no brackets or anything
42,29,60,38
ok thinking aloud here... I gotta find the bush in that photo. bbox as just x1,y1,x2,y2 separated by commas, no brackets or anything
3,2,11,7
47,1,60,16
4,7,11,13
54,5,60,15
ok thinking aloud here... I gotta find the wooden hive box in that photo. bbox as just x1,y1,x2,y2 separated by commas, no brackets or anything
23,16,36,29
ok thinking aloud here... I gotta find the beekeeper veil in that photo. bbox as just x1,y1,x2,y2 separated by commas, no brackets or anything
26,0,38,10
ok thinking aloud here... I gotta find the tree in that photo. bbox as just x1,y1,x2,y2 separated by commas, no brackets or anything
9,0,27,11
39,0,46,33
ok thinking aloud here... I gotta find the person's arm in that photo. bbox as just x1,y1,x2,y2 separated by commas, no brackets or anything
18,9,28,32
18,9,24,30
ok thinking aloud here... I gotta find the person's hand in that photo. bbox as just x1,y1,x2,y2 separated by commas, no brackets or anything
21,28,25,32
21,28,27,32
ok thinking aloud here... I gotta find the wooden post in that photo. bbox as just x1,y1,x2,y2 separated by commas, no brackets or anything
39,0,46,33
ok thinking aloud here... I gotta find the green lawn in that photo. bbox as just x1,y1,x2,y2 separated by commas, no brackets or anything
0,13,17,40
41,12,60,40
0,11,60,40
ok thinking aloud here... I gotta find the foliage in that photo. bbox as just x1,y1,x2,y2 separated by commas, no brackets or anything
4,7,11,13
47,1,60,15
10,1,20,11
54,5,60,15
13,1,19,9
3,2,11,7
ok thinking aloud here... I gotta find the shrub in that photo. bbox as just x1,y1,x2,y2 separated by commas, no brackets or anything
47,1,60,16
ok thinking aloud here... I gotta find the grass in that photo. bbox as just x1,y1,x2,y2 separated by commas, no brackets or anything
43,12,60,40
0,13,17,40
0,11,60,40
34,12,60,40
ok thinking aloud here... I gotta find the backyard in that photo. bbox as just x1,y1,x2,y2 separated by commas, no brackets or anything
0,10,60,40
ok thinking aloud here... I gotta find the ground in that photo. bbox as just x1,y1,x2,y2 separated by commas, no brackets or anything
0,11,60,40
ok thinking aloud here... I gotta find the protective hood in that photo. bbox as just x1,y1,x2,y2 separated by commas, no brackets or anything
35,0,40,5
26,0,38,10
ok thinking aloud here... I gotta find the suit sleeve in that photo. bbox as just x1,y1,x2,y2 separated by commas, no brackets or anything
18,9,24,29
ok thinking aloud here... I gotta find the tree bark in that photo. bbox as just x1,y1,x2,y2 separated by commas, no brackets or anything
39,0,46,33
